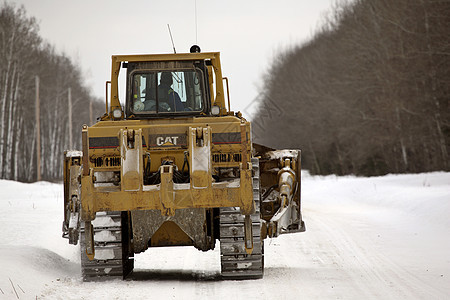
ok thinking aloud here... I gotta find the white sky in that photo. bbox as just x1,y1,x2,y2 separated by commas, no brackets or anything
10,0,335,119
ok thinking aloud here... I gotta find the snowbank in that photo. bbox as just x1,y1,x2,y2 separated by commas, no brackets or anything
0,172,448,299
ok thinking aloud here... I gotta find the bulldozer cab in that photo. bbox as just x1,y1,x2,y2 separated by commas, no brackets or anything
106,51,229,121
126,62,209,117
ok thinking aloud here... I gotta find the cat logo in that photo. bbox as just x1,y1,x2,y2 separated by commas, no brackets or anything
149,134,186,148
156,136,178,146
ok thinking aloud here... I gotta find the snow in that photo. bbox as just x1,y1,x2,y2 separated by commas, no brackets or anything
94,248,115,260
92,215,120,228
0,172,449,299
94,230,117,242
65,151,82,158
264,149,298,160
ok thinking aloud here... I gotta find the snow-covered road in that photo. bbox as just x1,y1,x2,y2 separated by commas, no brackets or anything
0,172,449,299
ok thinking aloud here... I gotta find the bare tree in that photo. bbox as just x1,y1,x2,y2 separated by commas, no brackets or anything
0,3,105,182
253,0,449,176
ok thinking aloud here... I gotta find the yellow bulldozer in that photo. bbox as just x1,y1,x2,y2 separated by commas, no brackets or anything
62,46,305,280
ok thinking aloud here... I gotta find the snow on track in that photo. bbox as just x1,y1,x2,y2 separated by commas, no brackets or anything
0,172,448,299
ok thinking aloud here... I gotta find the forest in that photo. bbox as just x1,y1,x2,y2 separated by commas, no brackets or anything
252,0,450,176
0,3,104,182
1,1,449,181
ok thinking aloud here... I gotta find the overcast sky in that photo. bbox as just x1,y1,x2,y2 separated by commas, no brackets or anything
11,0,335,119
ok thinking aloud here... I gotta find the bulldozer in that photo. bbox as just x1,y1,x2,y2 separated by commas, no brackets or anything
62,46,305,280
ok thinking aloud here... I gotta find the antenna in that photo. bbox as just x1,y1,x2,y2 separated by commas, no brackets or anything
195,0,198,44
167,24,176,54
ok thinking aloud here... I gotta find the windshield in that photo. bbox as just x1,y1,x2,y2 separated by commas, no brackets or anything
130,70,204,114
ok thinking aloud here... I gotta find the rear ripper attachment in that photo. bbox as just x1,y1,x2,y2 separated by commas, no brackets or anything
62,48,305,281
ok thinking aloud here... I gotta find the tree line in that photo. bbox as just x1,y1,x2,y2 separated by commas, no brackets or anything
253,0,449,176
0,3,104,182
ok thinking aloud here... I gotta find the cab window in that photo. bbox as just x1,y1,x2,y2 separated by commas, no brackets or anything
131,70,204,114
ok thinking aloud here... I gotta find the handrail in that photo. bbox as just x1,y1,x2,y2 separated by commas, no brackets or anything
223,77,231,112
105,81,111,115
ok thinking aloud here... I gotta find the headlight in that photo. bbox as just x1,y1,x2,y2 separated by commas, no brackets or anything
211,105,220,115
113,109,122,119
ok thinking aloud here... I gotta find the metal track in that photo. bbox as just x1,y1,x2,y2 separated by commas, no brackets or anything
80,211,133,281
219,158,264,279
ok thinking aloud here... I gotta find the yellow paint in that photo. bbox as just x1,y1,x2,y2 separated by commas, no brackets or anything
160,165,175,216
109,52,227,119
80,52,254,225
150,221,193,247
81,175,250,219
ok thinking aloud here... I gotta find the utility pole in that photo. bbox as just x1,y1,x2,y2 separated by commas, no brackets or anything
35,76,41,181
68,87,73,149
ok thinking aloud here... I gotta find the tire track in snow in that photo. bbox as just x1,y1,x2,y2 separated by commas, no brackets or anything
307,208,444,299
